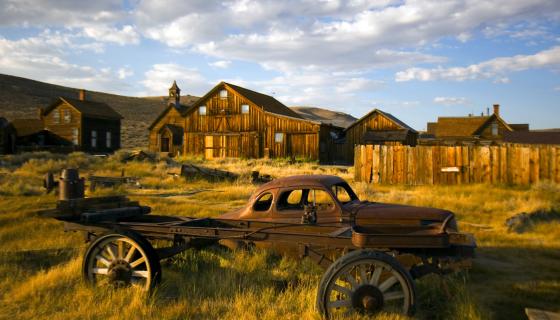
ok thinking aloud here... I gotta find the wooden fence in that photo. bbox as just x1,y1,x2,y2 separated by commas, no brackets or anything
354,144,560,185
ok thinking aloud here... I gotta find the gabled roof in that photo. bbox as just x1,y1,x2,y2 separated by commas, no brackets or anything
148,95,200,130
223,82,303,119
11,119,44,137
344,109,417,133
434,116,489,137
43,97,123,120
433,113,513,137
473,114,513,135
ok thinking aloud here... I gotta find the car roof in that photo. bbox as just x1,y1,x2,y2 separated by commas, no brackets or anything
254,175,346,194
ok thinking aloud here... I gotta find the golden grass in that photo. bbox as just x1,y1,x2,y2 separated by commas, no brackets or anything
0,152,559,319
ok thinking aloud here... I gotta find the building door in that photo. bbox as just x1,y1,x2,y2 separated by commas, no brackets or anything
161,137,170,152
205,135,214,159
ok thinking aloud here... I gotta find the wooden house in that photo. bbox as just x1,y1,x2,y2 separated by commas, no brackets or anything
40,90,123,152
0,117,16,154
149,81,325,160
339,109,418,164
421,104,529,145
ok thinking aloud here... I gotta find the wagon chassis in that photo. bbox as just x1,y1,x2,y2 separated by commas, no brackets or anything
44,170,476,318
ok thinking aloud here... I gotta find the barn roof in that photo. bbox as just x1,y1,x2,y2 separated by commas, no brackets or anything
11,118,44,137
345,109,417,133
434,116,490,137
224,82,303,119
43,97,123,120
504,131,560,144
147,95,200,130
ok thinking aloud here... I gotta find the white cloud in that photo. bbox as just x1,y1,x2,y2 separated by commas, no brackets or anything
0,31,133,94
209,60,232,69
433,96,468,106
493,77,511,84
395,46,560,82
82,25,140,45
139,63,209,96
554,86,560,91
117,67,134,79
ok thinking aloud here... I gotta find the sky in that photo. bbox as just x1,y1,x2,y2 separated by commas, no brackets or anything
0,0,559,130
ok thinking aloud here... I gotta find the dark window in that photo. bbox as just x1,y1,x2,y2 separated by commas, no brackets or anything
331,183,359,204
277,189,305,211
254,193,273,211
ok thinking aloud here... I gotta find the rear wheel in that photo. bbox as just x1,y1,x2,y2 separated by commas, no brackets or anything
82,231,161,290
316,250,415,318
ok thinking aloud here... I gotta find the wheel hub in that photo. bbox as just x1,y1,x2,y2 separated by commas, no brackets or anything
108,260,132,286
352,285,384,313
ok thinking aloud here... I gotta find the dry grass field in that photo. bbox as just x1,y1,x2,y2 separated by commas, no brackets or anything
0,152,559,320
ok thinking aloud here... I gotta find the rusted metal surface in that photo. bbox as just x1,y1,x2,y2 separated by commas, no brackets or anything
47,170,476,317
59,168,84,200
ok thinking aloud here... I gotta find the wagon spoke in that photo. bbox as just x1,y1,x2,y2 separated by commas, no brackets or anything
130,257,145,268
124,246,136,262
92,267,109,275
95,254,111,267
332,284,352,297
378,275,398,292
369,266,382,286
117,240,124,259
384,291,405,301
344,273,359,290
131,270,149,278
327,298,352,309
105,244,116,260
359,264,369,285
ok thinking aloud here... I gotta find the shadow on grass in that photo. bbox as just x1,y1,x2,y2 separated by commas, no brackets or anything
0,247,78,272
470,246,560,320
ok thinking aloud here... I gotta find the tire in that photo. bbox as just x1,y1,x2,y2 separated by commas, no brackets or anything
316,250,416,318
82,230,161,291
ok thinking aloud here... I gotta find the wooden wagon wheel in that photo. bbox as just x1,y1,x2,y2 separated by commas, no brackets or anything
316,250,416,318
82,231,161,291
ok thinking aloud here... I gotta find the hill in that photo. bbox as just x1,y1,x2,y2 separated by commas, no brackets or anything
290,106,356,128
0,74,356,148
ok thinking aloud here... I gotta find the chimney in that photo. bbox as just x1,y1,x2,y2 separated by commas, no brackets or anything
493,104,500,116
486,107,490,116
79,89,86,101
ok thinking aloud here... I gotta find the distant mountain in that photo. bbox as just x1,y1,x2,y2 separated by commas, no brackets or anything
0,73,197,148
290,106,356,128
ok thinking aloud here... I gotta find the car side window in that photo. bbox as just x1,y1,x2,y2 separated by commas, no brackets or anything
277,189,305,211
254,192,273,212
307,189,336,212
332,185,352,203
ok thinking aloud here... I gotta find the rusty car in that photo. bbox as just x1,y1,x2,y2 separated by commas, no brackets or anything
44,169,476,318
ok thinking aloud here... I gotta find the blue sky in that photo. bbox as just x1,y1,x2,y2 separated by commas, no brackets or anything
0,0,559,130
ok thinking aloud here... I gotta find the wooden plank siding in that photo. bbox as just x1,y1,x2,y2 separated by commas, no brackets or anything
342,110,417,165
43,101,82,145
354,144,560,185
149,82,322,160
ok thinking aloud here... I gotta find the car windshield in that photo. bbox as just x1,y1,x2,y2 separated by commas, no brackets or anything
331,182,359,204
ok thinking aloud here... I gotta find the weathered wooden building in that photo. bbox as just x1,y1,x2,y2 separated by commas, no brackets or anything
421,104,529,145
149,81,327,160
338,109,418,164
40,90,123,152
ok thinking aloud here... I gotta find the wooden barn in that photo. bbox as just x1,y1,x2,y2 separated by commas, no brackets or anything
40,90,123,152
149,81,325,160
421,104,529,145
339,109,418,164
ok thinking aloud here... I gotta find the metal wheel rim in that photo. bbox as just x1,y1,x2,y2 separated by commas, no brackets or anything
85,236,152,290
324,258,411,316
